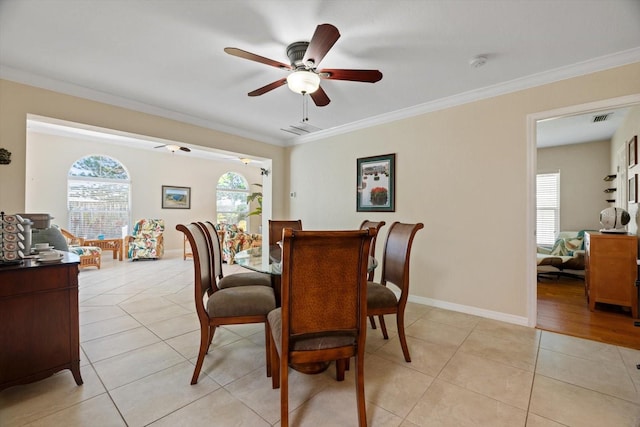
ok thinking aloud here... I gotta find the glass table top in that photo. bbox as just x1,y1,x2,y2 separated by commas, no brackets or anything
234,245,377,275
234,246,281,275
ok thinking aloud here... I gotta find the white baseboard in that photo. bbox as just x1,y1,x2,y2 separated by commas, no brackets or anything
407,294,530,327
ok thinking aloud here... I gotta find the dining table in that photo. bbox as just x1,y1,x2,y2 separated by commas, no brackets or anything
234,244,377,305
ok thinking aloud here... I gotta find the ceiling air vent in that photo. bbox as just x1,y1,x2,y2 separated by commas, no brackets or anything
280,122,322,136
592,113,612,123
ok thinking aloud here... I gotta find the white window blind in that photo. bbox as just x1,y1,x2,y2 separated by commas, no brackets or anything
536,172,560,246
67,156,130,240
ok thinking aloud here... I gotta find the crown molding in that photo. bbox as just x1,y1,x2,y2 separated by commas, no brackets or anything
293,47,640,145
3,47,639,148
0,65,285,147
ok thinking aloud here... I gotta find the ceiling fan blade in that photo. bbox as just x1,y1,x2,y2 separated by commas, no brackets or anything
224,47,292,70
248,78,288,96
154,145,166,149
179,147,191,152
310,86,330,107
302,24,340,67
319,69,383,83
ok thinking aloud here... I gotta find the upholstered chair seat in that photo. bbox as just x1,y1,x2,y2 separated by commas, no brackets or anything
206,285,275,318
366,282,398,309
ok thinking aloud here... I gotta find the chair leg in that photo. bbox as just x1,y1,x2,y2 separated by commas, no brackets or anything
280,349,289,427
355,355,368,427
368,315,377,329
378,315,389,339
396,313,411,363
265,322,271,378
191,325,210,385
270,330,280,389
336,358,347,381
206,325,216,353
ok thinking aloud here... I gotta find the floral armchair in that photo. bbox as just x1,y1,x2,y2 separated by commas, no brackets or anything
214,223,262,264
126,218,165,260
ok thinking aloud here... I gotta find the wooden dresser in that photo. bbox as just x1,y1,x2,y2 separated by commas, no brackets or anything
584,231,638,317
0,253,83,391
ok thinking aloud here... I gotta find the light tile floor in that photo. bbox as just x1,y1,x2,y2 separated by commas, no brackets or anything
2,251,640,426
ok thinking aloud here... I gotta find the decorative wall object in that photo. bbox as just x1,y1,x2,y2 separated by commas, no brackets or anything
356,153,395,212
629,175,637,203
0,148,11,165
628,135,637,167
162,185,191,209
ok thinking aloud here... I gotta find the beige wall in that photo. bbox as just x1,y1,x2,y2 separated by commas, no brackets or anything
2,63,639,325
287,62,640,323
537,140,611,232
0,80,286,218
25,131,263,251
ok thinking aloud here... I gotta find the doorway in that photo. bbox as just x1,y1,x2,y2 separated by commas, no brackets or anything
527,94,640,339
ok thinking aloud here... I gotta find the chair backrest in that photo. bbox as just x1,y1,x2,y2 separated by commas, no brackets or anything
359,220,386,280
60,228,83,246
280,228,375,343
176,223,215,316
268,219,302,246
381,222,424,299
196,221,224,282
133,219,165,238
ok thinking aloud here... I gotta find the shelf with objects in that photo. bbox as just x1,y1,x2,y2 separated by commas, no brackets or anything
603,174,617,203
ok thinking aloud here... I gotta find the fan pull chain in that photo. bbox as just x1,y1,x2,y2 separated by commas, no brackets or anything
302,93,309,122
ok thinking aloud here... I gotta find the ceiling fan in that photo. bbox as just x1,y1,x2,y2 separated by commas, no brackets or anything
224,23,382,107
154,144,191,153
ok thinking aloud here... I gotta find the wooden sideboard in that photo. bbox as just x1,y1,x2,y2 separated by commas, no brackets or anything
0,253,83,391
584,231,638,317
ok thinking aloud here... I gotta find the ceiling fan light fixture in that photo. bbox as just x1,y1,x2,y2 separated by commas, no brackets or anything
239,157,252,165
286,70,320,94
165,144,181,152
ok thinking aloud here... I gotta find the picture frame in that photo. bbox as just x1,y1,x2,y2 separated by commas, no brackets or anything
356,153,396,212
628,135,637,167
162,185,191,209
629,175,637,203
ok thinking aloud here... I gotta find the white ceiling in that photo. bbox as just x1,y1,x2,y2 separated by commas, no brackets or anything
1,0,640,148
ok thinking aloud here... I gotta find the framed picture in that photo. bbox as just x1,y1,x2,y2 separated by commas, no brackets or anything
628,135,637,167
162,185,191,209
629,175,637,203
357,153,395,212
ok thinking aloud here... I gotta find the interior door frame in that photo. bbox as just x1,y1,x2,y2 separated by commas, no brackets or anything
526,93,640,327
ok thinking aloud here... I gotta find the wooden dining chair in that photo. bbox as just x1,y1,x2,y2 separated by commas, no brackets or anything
268,228,375,427
359,220,387,330
359,220,386,281
367,222,424,363
197,221,271,289
268,219,302,246
177,223,276,384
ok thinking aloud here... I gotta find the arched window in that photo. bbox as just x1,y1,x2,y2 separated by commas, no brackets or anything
216,172,249,230
67,155,130,239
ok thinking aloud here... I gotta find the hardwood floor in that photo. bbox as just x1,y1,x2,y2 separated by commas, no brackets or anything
537,275,640,350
